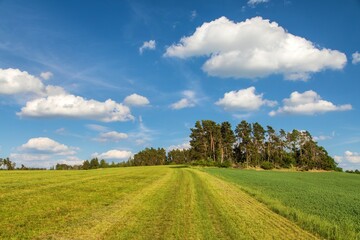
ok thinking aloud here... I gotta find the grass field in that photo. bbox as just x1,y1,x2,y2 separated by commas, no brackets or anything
0,166,357,239
203,168,360,240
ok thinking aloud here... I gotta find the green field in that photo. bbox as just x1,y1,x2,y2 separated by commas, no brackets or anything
0,166,358,239
203,168,360,240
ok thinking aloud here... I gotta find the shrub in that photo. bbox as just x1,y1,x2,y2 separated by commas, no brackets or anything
335,167,343,172
191,159,216,167
217,160,232,168
261,161,274,170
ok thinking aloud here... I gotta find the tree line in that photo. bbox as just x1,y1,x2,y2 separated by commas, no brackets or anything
121,119,339,171
53,158,130,170
187,120,339,170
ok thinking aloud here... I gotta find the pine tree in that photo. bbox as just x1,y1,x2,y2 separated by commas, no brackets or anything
221,122,236,163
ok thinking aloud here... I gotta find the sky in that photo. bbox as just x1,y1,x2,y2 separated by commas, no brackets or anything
0,0,359,169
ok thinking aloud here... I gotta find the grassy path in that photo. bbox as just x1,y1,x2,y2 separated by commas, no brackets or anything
0,166,317,239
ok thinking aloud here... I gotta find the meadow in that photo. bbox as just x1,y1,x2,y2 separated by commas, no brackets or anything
204,168,360,240
0,166,358,239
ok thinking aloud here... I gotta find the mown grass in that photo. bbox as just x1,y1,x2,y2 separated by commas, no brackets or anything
0,166,317,239
203,168,360,240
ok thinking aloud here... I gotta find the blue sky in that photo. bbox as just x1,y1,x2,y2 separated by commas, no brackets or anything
0,0,359,169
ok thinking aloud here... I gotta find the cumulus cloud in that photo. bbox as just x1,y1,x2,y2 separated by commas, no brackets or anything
40,71,53,80
334,151,360,170
269,90,352,116
171,90,197,109
352,51,360,64
139,40,156,54
56,156,84,166
0,68,45,95
165,17,346,80
17,94,134,122
123,93,150,106
20,137,77,155
0,68,65,97
44,85,67,96
168,142,191,151
92,150,132,160
10,137,81,168
2,67,133,123
248,0,269,7
10,153,83,168
216,87,276,111
342,151,360,163
93,131,128,142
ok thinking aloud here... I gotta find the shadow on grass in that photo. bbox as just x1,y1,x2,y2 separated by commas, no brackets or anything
169,165,190,169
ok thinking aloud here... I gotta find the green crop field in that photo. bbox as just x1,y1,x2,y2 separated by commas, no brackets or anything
203,168,360,240
0,166,358,239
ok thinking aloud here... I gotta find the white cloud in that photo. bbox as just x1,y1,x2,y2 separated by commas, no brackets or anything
171,90,197,109
352,51,360,64
334,155,343,163
10,137,80,168
92,150,132,160
40,71,53,80
10,154,83,168
248,0,269,7
334,151,360,170
10,153,52,162
93,131,128,142
139,40,156,54
313,135,332,141
168,142,191,151
56,156,84,166
0,68,65,97
0,68,45,95
165,17,346,80
343,151,360,163
20,137,77,155
17,94,134,122
216,87,276,111
123,93,150,106
269,90,352,116
171,98,194,110
44,85,66,96
86,124,109,132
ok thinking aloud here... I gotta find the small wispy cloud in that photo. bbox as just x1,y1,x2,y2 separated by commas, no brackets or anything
190,10,197,21
86,124,109,132
93,131,128,142
352,51,360,64
139,40,156,54
171,90,197,110
128,116,157,146
247,0,269,7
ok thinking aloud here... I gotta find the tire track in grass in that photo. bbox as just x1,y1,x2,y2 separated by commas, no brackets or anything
191,169,318,240
103,167,199,240
49,167,174,240
189,169,238,239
